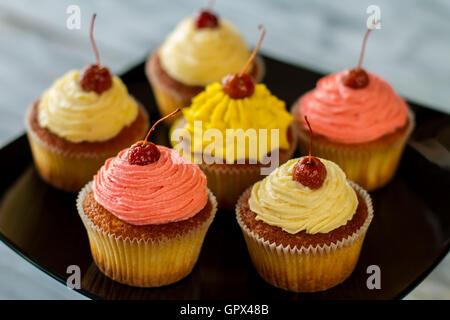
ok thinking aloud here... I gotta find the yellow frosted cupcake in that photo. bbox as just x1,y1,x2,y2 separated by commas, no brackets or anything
146,4,264,121
170,27,295,210
291,26,414,191
25,15,148,191
236,144,373,292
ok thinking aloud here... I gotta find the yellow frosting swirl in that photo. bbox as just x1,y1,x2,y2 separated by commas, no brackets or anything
159,17,251,86
38,70,138,143
178,82,293,162
249,158,358,234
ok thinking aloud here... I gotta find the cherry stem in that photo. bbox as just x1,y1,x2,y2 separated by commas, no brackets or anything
356,20,379,69
89,13,101,66
240,25,265,75
144,108,181,143
304,116,313,164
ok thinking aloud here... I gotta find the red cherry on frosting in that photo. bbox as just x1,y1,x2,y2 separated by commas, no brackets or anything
127,108,181,165
342,68,369,89
222,25,265,99
293,157,327,190
195,0,219,28
128,141,161,165
79,14,112,94
222,73,255,99
80,64,112,94
195,10,219,28
342,23,377,89
292,116,327,189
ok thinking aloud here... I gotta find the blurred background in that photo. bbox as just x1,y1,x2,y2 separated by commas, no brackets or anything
0,0,448,299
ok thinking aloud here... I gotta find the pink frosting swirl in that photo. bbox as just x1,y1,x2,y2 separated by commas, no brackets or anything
92,146,208,225
298,72,408,144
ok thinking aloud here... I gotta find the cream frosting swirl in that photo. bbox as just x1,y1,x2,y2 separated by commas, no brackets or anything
249,157,358,234
38,70,138,143
93,146,208,225
299,72,408,144
159,17,251,86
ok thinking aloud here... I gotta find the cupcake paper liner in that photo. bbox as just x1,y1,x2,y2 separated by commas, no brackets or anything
25,104,148,192
171,118,298,210
77,182,217,288
236,181,374,292
146,52,266,122
293,103,415,191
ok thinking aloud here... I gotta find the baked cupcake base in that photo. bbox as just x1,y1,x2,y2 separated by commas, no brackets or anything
171,117,298,210
146,51,265,122
292,102,415,191
26,100,149,192
77,182,217,288
236,182,373,292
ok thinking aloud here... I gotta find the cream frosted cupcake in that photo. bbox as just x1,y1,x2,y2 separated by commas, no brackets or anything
292,26,414,191
26,15,148,191
146,5,264,120
170,27,295,210
236,155,373,292
77,111,217,287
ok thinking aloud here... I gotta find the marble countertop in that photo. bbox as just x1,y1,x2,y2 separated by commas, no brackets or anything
0,0,448,299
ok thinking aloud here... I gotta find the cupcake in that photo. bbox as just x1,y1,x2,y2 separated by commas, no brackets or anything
292,26,414,191
77,110,217,287
236,120,373,292
170,27,296,210
26,14,149,192
146,4,264,121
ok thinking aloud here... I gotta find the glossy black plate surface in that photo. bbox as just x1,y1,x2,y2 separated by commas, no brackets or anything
0,56,449,300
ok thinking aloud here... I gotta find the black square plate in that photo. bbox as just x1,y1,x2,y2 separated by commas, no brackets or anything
0,56,449,300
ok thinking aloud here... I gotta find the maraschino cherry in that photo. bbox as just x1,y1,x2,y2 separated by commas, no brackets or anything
341,24,377,89
293,116,327,189
222,25,265,99
79,14,112,94
128,108,181,165
195,0,219,29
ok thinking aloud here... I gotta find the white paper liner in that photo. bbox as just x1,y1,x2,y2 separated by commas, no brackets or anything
76,181,217,287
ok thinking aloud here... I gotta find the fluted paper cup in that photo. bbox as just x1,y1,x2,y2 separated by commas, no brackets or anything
77,182,217,288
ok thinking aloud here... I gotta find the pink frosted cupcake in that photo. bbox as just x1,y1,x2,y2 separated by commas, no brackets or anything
77,111,217,287
292,26,414,191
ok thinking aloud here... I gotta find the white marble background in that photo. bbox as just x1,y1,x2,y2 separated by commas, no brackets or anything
0,0,448,299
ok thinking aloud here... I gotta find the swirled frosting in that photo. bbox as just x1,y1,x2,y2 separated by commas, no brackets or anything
177,82,293,162
299,72,408,144
159,17,251,86
249,157,358,234
38,70,138,143
92,146,208,225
